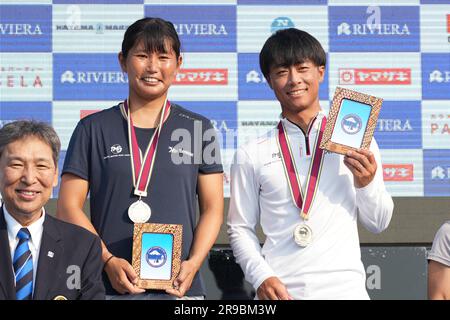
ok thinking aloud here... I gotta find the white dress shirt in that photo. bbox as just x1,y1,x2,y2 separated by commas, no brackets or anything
3,205,45,294
227,112,394,299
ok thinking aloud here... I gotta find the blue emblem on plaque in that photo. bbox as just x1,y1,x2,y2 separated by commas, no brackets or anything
146,247,167,268
341,114,362,135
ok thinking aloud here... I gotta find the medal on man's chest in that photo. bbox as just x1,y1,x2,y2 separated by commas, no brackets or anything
277,115,327,247
293,223,313,247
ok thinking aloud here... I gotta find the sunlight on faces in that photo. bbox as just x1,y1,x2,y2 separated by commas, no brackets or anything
118,39,182,102
0,136,58,224
267,60,324,117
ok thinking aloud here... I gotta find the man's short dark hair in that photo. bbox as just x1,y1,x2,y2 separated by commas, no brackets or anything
259,28,326,81
0,120,61,166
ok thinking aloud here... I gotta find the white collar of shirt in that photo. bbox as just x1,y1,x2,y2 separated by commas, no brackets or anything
279,110,326,136
3,205,45,251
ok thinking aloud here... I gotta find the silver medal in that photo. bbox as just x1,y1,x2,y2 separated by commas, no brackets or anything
294,223,312,247
128,200,151,223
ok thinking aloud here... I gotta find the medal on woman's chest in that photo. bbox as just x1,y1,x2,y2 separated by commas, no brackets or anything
128,199,152,223
121,98,171,224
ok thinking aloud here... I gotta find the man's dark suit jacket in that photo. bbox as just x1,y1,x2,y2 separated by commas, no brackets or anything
0,208,105,300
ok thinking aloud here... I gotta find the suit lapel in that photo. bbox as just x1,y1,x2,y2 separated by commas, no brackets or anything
0,208,16,299
33,215,63,300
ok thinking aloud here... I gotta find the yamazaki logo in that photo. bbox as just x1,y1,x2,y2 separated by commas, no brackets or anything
80,110,100,119
383,164,414,181
339,68,411,85
447,14,450,33
175,69,228,85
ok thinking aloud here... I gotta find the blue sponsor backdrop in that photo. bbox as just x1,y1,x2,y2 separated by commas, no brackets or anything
422,54,450,100
238,53,329,101
53,54,128,100
423,149,450,197
180,101,237,149
374,101,422,149
0,1,449,197
0,102,51,123
238,53,275,101
328,6,420,52
0,5,52,52
144,6,236,52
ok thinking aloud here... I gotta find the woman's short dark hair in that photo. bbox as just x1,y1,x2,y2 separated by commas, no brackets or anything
121,17,181,59
259,28,326,81
0,120,61,166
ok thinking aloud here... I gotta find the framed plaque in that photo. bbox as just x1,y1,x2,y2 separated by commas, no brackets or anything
132,223,182,290
320,87,382,155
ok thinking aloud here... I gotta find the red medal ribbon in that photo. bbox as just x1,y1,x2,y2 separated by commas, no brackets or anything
122,99,171,197
277,115,327,220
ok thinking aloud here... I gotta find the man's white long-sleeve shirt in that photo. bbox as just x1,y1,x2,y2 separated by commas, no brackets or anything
227,114,393,300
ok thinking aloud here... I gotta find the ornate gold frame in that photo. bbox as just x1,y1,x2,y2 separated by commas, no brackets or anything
320,87,383,155
132,223,182,290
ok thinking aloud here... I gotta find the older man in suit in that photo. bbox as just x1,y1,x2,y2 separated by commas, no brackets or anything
0,120,104,300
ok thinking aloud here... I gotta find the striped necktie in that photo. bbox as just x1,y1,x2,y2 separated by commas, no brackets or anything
13,228,33,300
